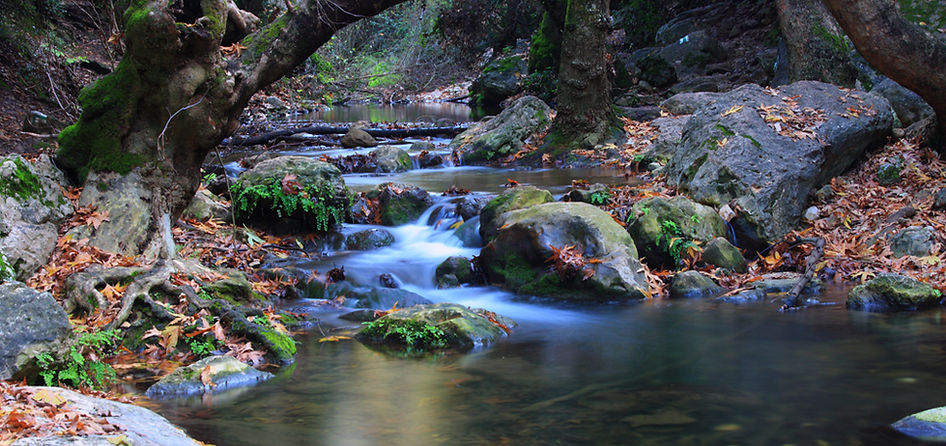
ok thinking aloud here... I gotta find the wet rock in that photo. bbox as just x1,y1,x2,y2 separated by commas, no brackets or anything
701,237,747,273
9,386,201,445
357,303,515,351
182,189,231,221
418,150,443,168
449,96,552,163
627,196,728,269
890,226,934,258
480,202,647,301
264,96,288,110
371,146,412,173
563,183,611,205
341,127,378,148
876,159,902,186
452,195,489,221
0,282,71,380
345,228,396,251
369,183,432,226
935,188,946,211
713,288,766,304
669,271,724,298
479,186,554,242
436,256,473,288
753,273,824,295
872,78,934,128
664,82,892,249
202,270,260,305
847,273,943,312
454,217,482,248
354,287,433,310
339,309,379,323
892,406,946,441
470,56,526,109
146,356,273,399
410,141,436,152
378,273,399,288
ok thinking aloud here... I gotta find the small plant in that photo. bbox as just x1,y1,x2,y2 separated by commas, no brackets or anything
231,176,351,232
201,172,217,184
184,335,219,358
0,250,15,282
655,220,700,266
35,329,120,390
589,190,611,205
361,318,448,349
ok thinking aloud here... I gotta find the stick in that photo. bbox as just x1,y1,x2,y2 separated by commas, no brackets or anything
780,237,825,311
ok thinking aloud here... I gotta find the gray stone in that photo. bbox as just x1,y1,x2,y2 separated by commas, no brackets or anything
563,183,611,205
814,184,835,202
10,386,200,445
847,273,943,312
182,189,231,221
646,116,688,160
802,206,819,222
346,228,396,250
479,186,554,242
656,30,726,76
618,106,662,122
341,127,378,148
67,171,152,257
935,188,946,211
480,202,647,301
665,82,892,248
454,217,483,248
872,78,934,127
146,356,273,399
371,146,412,173
701,237,747,273
0,281,71,380
470,56,526,108
669,271,724,298
264,96,288,110
357,303,515,350
436,256,473,288
892,406,946,441
890,226,934,258
452,195,489,221
449,96,552,163
353,287,433,310
627,196,728,269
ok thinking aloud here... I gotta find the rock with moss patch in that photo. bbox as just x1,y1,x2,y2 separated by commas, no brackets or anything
145,356,273,398
0,155,74,279
480,202,647,301
353,287,433,310
892,406,946,441
470,56,526,108
890,226,934,258
231,156,349,232
479,186,554,242
628,197,727,269
365,183,432,226
201,271,265,306
449,96,552,163
0,281,71,380
669,271,724,298
341,127,378,148
371,146,412,173
847,273,943,312
357,303,515,351
701,237,746,273
346,228,395,250
183,188,232,221
436,256,474,288
563,184,611,205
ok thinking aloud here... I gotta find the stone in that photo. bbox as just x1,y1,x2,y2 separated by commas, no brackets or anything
353,287,433,310
146,356,273,398
479,186,554,242
264,96,288,110
9,386,201,445
563,183,611,205
357,303,515,350
480,202,648,301
449,96,552,163
345,228,396,250
201,270,257,305
371,146,412,173
871,78,934,127
367,183,432,226
0,282,71,380
627,196,728,269
645,116,688,160
664,82,892,249
341,127,378,148
814,184,835,203
890,226,934,258
470,56,526,108
452,195,489,221
669,271,724,298
701,237,747,273
619,106,662,122
454,217,482,248
182,188,231,221
935,188,946,211
435,256,473,288
847,273,943,312
876,160,902,186
802,206,819,222
67,170,154,257
636,53,678,89
892,406,946,441
417,150,443,168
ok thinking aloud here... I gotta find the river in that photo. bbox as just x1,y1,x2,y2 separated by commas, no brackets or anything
156,104,941,445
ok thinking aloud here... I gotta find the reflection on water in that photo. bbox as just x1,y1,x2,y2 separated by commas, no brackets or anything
296,103,474,124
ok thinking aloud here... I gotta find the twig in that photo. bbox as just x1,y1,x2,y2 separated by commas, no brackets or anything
157,96,205,158
46,71,65,111
780,237,825,311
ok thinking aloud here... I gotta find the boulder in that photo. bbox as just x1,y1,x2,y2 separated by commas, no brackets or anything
470,56,526,109
8,386,201,445
664,82,892,249
357,303,515,351
480,202,648,301
449,96,552,163
479,186,554,242
701,237,747,273
871,78,934,127
435,256,474,289
371,146,412,173
145,356,273,398
892,406,946,441
646,116,688,160
563,183,611,205
656,30,726,76
669,271,724,298
846,273,942,312
627,196,728,269
635,53,678,89
0,282,71,380
453,217,482,248
0,155,74,279
366,183,433,226
340,127,378,148
935,188,946,211
890,226,934,258
452,195,489,221
353,287,433,310
231,156,349,232
182,188,231,221
346,228,396,250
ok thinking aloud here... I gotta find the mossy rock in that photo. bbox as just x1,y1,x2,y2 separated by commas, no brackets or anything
628,197,727,269
846,273,943,312
893,406,946,441
145,356,273,398
357,303,515,352
371,146,412,173
701,237,747,273
201,271,265,306
353,287,433,310
449,96,552,163
479,186,554,242
470,56,526,108
370,183,433,226
435,256,473,288
345,228,396,250
669,271,725,299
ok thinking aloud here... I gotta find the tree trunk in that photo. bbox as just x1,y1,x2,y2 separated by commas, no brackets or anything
543,0,619,153
776,0,858,87
822,0,946,143
55,0,406,258
528,0,565,74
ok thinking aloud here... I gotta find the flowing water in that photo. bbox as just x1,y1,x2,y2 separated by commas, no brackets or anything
156,104,945,445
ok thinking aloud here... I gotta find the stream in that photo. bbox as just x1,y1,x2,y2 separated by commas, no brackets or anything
156,104,943,445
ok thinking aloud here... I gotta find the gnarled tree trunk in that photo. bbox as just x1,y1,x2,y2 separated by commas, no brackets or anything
776,0,858,87
56,0,406,258
822,0,946,144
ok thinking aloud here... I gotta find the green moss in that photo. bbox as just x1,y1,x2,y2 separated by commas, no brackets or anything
360,318,448,350
241,14,289,64
714,123,735,137
813,24,851,55
0,157,45,202
742,134,762,149
199,0,227,36
528,10,562,74
259,327,296,361
494,252,538,288
684,154,708,182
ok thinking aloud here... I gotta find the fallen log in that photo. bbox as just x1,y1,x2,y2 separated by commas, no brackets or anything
779,237,825,311
226,125,468,147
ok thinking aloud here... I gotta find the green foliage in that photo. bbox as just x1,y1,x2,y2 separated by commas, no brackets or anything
589,190,611,205
361,318,448,349
0,157,46,203
655,220,699,266
184,335,219,358
35,329,120,390
528,10,561,74
0,250,15,282
876,160,903,186
523,69,557,104
813,24,851,55
898,0,946,30
231,178,349,232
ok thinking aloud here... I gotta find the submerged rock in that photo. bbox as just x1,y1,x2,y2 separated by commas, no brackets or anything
892,406,946,441
357,303,515,351
0,281,71,380
146,356,273,399
479,186,554,242
449,96,551,163
435,256,474,289
846,273,942,312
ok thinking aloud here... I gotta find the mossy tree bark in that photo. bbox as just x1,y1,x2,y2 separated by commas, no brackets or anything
822,0,946,145
528,0,565,75
776,0,858,87
543,0,620,153
56,0,405,258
